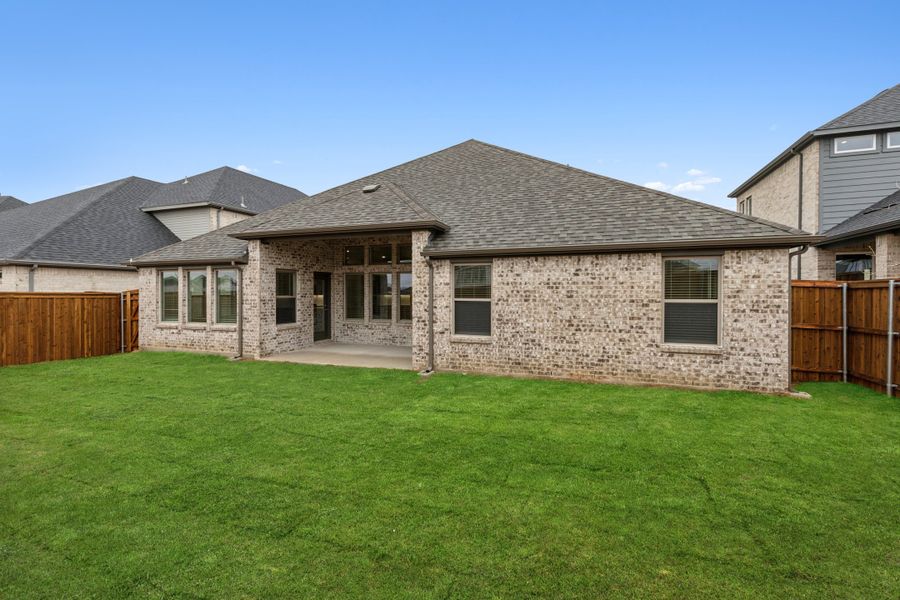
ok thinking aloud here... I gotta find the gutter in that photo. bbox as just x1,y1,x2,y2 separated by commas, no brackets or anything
28,264,38,292
422,236,821,259
127,255,248,268
0,259,137,271
791,146,805,279
815,219,900,247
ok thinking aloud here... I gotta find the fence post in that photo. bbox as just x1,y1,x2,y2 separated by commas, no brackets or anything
888,280,895,397
120,292,125,353
841,283,848,383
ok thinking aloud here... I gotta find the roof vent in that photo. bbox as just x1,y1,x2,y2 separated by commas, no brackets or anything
182,176,189,185
240,195,247,209
362,184,381,193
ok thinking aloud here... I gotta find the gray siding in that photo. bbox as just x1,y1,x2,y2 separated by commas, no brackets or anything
819,135,900,232
152,207,211,240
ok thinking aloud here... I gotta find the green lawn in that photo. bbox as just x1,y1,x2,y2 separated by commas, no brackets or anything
1,353,898,599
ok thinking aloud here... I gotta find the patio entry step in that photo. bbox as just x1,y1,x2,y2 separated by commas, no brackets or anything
261,342,413,370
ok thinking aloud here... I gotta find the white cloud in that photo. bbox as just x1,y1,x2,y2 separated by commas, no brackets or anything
672,181,706,193
236,164,258,174
694,176,722,185
643,181,670,191
657,161,669,169
686,168,705,177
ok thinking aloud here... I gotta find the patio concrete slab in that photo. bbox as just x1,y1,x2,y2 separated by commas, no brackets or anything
261,342,413,370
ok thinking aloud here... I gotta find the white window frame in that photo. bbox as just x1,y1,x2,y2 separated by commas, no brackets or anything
886,131,900,150
451,262,493,337
661,256,722,347
833,133,877,155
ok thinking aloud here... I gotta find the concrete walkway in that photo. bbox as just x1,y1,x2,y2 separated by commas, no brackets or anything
261,342,413,370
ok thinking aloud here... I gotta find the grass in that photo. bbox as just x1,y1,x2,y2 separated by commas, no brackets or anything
0,353,898,599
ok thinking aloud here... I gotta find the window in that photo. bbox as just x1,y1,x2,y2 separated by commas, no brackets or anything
187,270,207,323
745,196,752,216
160,270,179,322
835,254,872,281
344,245,364,266
371,273,392,319
398,244,413,264
345,273,364,319
663,257,719,345
275,271,296,324
369,244,392,265
399,273,413,320
834,134,876,154
216,269,238,324
453,264,491,336
887,131,900,149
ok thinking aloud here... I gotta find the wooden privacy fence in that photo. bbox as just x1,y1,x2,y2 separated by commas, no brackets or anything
0,290,140,367
792,280,898,396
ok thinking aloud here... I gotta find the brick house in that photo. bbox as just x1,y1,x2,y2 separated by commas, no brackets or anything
730,83,900,280
0,168,305,292
132,140,813,393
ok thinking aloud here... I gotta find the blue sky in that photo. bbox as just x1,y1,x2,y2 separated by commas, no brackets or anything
1,1,898,209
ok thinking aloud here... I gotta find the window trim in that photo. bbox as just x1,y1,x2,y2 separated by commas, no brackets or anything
886,131,900,150
159,269,179,323
343,245,365,266
275,270,297,325
451,262,493,338
369,244,394,266
661,255,722,348
833,133,877,155
214,268,238,325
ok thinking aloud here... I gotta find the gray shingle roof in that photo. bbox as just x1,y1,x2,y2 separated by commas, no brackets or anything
127,221,251,266
820,189,900,244
818,84,900,130
0,177,180,268
133,141,811,265
0,196,27,213
141,166,307,214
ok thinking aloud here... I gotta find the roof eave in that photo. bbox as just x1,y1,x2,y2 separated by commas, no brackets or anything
817,221,900,247
141,202,258,216
126,255,249,268
423,236,821,258
230,220,450,240
0,259,138,271
728,132,815,198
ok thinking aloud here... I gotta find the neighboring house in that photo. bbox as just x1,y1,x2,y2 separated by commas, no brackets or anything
132,140,812,393
0,196,27,213
730,83,900,280
0,169,305,293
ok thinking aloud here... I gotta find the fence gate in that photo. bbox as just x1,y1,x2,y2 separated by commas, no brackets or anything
791,280,898,396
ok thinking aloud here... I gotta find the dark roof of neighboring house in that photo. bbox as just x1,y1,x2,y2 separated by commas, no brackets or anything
819,188,900,246
141,166,307,215
0,196,27,212
132,140,812,266
0,177,180,269
730,84,900,198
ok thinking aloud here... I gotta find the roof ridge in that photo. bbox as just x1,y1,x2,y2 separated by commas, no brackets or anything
15,178,139,260
218,166,308,197
382,181,441,221
470,140,806,237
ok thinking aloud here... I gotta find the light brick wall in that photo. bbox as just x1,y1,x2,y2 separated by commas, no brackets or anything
415,248,791,393
208,208,249,230
0,265,138,292
736,140,820,279
138,267,240,355
875,232,900,279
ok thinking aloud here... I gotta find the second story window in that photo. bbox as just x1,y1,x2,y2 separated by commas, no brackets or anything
833,134,876,155
887,131,900,150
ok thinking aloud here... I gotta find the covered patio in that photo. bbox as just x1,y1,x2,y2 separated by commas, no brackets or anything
261,342,413,370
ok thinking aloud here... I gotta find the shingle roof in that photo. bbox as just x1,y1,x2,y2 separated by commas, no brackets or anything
0,177,180,268
141,166,307,214
126,221,251,266
818,84,900,130
731,83,900,198
820,189,900,245
133,141,812,265
0,196,27,213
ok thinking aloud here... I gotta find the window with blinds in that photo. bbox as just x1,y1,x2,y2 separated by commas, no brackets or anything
160,270,179,322
216,269,238,324
187,270,207,323
275,271,296,325
663,257,719,345
345,273,364,319
454,264,491,336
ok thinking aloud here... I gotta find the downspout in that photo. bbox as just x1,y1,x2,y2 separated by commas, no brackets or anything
791,147,804,279
787,244,810,391
28,264,38,292
234,263,244,359
217,207,223,230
